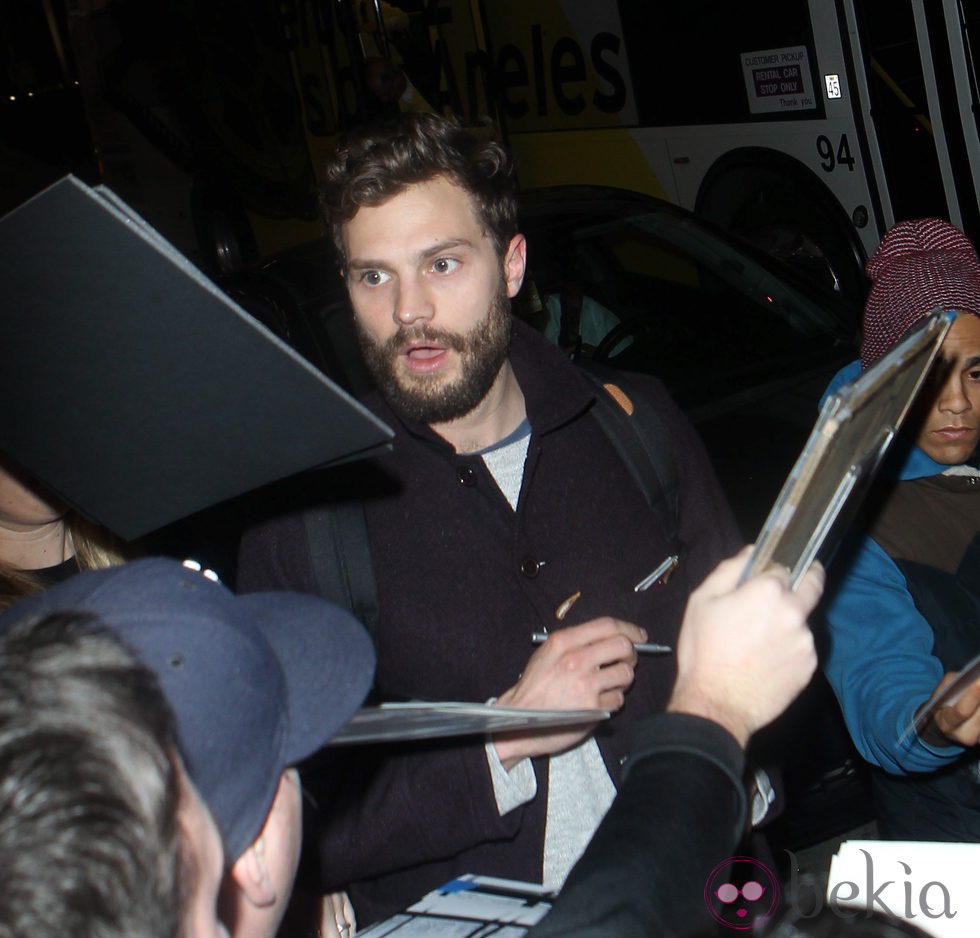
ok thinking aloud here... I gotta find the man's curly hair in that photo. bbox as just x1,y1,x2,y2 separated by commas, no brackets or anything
321,112,518,267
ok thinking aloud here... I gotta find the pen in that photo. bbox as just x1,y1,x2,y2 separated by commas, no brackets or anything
633,554,679,592
531,632,672,654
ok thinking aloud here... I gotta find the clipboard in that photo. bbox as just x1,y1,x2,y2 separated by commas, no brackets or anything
741,308,955,587
0,176,393,540
328,701,609,746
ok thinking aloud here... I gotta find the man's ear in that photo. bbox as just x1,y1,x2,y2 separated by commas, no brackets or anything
503,233,527,298
229,836,276,908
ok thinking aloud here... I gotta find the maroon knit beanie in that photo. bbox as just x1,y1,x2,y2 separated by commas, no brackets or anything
861,218,980,368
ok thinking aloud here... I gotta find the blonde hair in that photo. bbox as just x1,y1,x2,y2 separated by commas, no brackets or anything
0,513,129,610
67,513,128,571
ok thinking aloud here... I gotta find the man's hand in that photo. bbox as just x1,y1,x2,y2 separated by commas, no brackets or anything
921,673,980,748
667,548,822,747
492,617,646,769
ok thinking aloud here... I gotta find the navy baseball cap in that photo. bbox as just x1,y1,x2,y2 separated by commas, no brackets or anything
0,557,375,860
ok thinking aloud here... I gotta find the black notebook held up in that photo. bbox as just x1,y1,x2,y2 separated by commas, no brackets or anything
0,176,392,540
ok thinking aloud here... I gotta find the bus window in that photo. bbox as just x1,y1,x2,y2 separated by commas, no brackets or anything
619,0,821,126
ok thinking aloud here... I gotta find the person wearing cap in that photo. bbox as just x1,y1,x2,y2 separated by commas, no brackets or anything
0,608,226,938
821,217,980,840
0,557,376,938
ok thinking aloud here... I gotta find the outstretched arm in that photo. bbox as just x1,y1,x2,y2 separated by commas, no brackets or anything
668,549,821,746
529,550,822,938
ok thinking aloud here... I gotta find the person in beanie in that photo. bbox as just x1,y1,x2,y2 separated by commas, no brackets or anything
821,217,980,840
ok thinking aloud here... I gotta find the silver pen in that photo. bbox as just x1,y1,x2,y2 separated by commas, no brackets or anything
633,554,679,592
531,632,672,654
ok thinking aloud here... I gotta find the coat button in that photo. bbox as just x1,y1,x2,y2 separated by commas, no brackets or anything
457,465,477,486
520,556,540,578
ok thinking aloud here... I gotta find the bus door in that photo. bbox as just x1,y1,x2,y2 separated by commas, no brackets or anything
947,0,980,235
847,0,980,239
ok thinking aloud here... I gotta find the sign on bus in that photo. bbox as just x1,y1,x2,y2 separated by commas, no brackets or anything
741,46,816,114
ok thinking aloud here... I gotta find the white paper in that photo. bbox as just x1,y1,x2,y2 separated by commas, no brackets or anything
357,874,554,936
826,840,980,937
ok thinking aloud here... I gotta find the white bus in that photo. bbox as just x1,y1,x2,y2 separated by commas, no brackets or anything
64,0,980,302
413,0,980,305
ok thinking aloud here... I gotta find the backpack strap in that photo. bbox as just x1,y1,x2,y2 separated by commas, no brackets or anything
301,365,681,631
577,364,681,553
304,500,379,637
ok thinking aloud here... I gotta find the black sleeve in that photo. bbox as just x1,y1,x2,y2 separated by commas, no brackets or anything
238,505,532,910
529,713,746,938
236,510,318,595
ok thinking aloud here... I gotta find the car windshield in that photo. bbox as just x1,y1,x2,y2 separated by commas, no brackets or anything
519,191,853,417
616,211,841,337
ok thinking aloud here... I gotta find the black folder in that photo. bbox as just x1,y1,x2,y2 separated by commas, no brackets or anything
0,176,392,540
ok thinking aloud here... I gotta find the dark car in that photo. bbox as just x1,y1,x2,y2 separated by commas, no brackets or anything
514,187,860,536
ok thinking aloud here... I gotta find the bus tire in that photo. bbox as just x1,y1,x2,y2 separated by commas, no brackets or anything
695,148,867,309
191,177,259,277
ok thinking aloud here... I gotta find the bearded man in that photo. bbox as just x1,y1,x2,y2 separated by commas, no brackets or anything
237,112,740,926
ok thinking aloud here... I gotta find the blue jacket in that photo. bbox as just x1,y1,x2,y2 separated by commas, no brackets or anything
822,361,967,774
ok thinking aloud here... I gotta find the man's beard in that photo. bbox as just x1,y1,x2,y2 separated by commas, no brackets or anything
355,287,513,425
